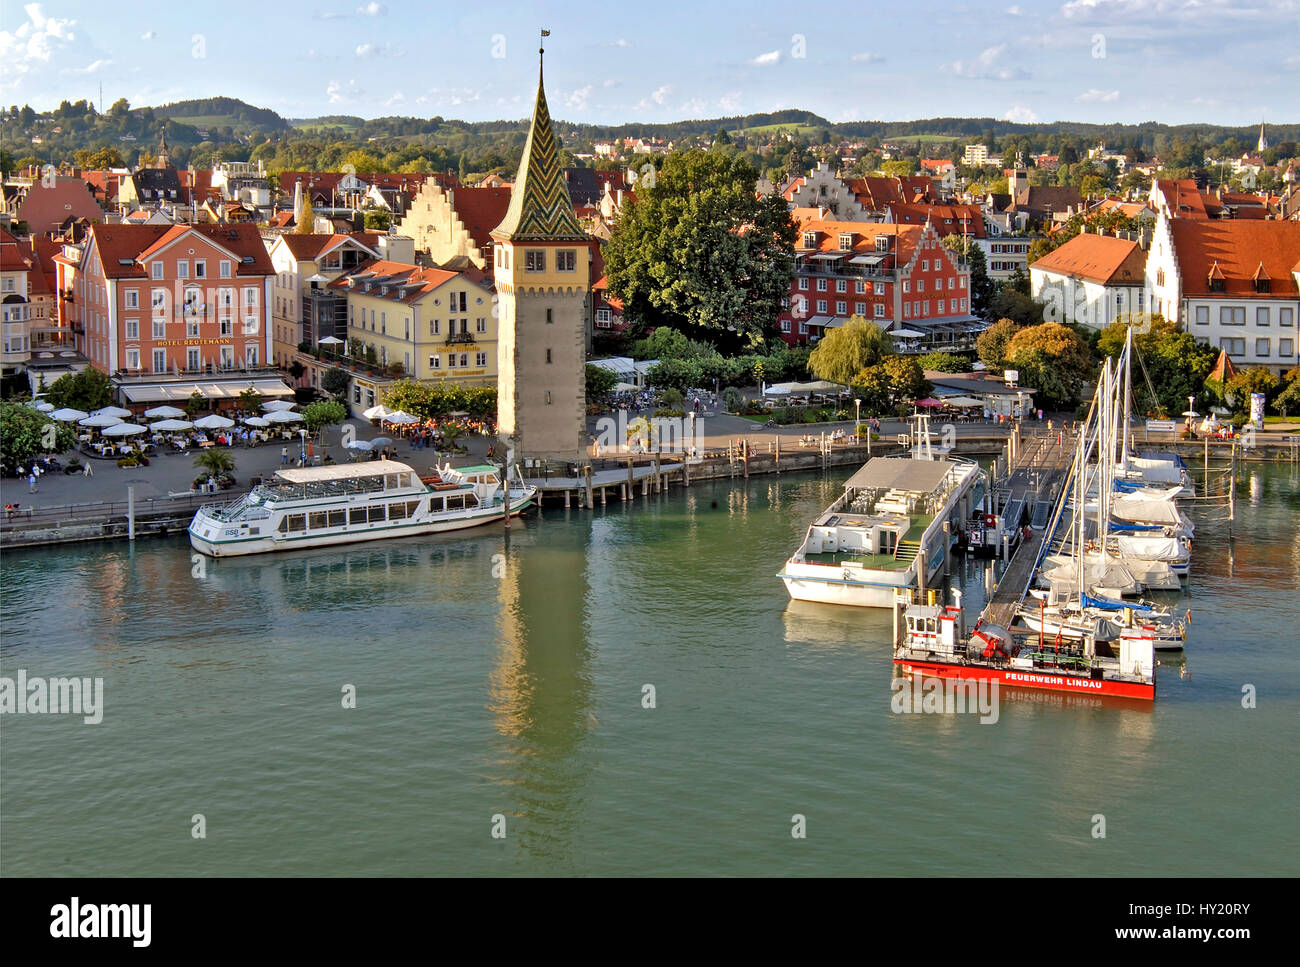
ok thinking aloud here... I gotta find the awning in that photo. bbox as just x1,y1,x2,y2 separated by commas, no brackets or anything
849,254,885,266
810,252,847,261
118,378,296,403
939,395,986,407
805,315,836,328
889,328,927,339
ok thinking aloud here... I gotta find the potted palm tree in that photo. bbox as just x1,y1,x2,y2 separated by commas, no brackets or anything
193,448,238,490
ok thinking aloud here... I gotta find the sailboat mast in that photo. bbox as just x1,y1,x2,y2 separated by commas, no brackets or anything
1121,326,1133,469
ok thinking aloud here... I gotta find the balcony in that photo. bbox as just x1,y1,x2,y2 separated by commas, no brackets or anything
444,331,477,346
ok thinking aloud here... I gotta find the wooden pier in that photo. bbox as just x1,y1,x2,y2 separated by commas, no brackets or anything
979,428,1077,629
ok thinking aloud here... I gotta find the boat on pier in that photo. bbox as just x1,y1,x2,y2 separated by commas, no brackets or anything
779,413,981,608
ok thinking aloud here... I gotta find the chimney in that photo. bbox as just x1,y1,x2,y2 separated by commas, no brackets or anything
1139,226,1152,251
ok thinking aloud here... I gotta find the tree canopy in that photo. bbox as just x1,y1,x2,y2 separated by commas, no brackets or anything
0,402,78,472
1004,322,1093,408
45,369,113,412
604,150,797,343
807,316,891,384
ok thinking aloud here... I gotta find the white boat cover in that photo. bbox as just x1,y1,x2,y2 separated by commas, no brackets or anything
1112,535,1186,561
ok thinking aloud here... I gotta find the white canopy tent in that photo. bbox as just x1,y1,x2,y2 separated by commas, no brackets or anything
194,414,236,430
144,405,187,419
101,422,147,437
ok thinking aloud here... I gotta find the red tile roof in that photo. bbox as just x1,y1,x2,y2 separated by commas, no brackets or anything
889,202,986,239
793,211,923,266
0,229,31,272
447,186,512,252
327,258,486,304
1030,232,1147,285
15,180,103,236
86,223,275,279
1154,179,1208,218
1169,220,1300,299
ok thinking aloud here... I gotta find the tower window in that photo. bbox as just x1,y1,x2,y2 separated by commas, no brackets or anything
546,348,552,363
557,250,576,272
525,250,546,272
545,308,553,324
545,391,552,405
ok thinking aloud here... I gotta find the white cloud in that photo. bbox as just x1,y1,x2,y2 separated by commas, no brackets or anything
69,58,111,74
1007,4,1022,12
355,42,401,58
751,49,781,67
718,90,742,112
1003,104,1038,123
850,52,883,63
384,91,404,107
0,4,78,77
140,31,156,41
1076,88,1120,102
356,2,387,14
640,84,672,108
326,79,362,104
601,38,630,48
602,78,618,88
943,44,1029,80
1284,54,1300,70
679,97,709,116
565,85,594,111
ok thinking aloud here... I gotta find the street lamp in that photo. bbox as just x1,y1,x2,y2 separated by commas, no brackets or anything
299,428,308,466
854,398,861,440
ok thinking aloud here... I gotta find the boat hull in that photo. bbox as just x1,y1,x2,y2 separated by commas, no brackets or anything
895,656,1155,700
190,494,533,557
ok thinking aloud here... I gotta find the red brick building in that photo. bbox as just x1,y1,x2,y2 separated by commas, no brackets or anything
778,212,977,352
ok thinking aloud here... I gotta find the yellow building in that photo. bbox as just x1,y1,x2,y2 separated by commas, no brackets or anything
328,259,497,393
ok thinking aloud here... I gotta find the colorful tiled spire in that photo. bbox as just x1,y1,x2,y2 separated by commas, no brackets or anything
492,43,587,243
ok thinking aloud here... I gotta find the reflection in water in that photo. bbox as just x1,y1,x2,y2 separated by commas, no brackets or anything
489,526,594,867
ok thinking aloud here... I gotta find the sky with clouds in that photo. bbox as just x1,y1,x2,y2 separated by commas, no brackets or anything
2,0,1296,127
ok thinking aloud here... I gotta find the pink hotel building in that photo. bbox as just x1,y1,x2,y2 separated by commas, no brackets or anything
54,223,277,382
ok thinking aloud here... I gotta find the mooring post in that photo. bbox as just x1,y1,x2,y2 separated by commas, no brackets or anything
584,464,594,509
942,520,951,576
128,485,135,541
742,438,749,478
654,452,661,494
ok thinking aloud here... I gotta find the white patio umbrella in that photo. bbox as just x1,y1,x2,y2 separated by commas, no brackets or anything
362,404,391,420
150,419,193,431
262,400,296,412
101,422,147,437
79,413,124,428
91,406,133,419
384,410,419,425
242,416,270,427
50,407,88,422
345,439,373,450
34,401,54,412
265,409,304,423
144,405,186,419
318,336,344,346
194,414,235,430
369,436,393,448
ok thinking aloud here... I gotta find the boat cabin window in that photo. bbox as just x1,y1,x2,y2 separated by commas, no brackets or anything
390,501,408,520
309,511,328,530
280,514,306,533
329,510,346,527
368,505,386,523
349,508,367,525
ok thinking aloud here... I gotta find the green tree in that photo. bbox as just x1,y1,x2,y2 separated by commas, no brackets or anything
631,326,692,360
237,387,264,412
646,358,704,392
363,210,391,230
184,391,210,417
302,399,347,436
0,402,78,471
915,351,970,373
605,149,797,341
193,448,236,477
585,363,618,404
321,367,351,399
965,244,993,318
977,318,1020,371
295,195,315,233
1004,322,1092,408
1225,367,1280,415
45,369,113,412
1273,379,1300,419
986,286,1043,328
807,316,891,384
851,357,931,412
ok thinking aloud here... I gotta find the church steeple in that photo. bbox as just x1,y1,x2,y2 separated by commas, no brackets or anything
1258,120,1268,153
491,40,586,243
157,124,171,169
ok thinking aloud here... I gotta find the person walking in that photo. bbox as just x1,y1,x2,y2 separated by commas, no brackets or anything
281,446,289,466
28,471,37,493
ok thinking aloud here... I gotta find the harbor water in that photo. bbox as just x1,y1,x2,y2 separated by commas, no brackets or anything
2,462,1297,876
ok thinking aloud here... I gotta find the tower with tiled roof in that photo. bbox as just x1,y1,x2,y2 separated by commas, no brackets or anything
492,35,591,467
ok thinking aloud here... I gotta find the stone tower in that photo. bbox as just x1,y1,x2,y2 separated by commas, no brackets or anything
491,42,591,467
156,125,171,169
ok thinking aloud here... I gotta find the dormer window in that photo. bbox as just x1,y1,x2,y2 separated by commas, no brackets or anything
1253,262,1271,293
802,232,818,249
875,236,890,252
838,233,854,251
1208,260,1226,293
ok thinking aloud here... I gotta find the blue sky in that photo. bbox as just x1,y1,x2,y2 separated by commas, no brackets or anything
2,0,1297,127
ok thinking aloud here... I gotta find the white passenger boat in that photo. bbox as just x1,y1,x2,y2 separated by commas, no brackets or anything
189,461,535,557
778,413,981,608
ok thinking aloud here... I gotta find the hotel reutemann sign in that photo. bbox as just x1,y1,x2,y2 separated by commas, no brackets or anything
153,338,236,347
